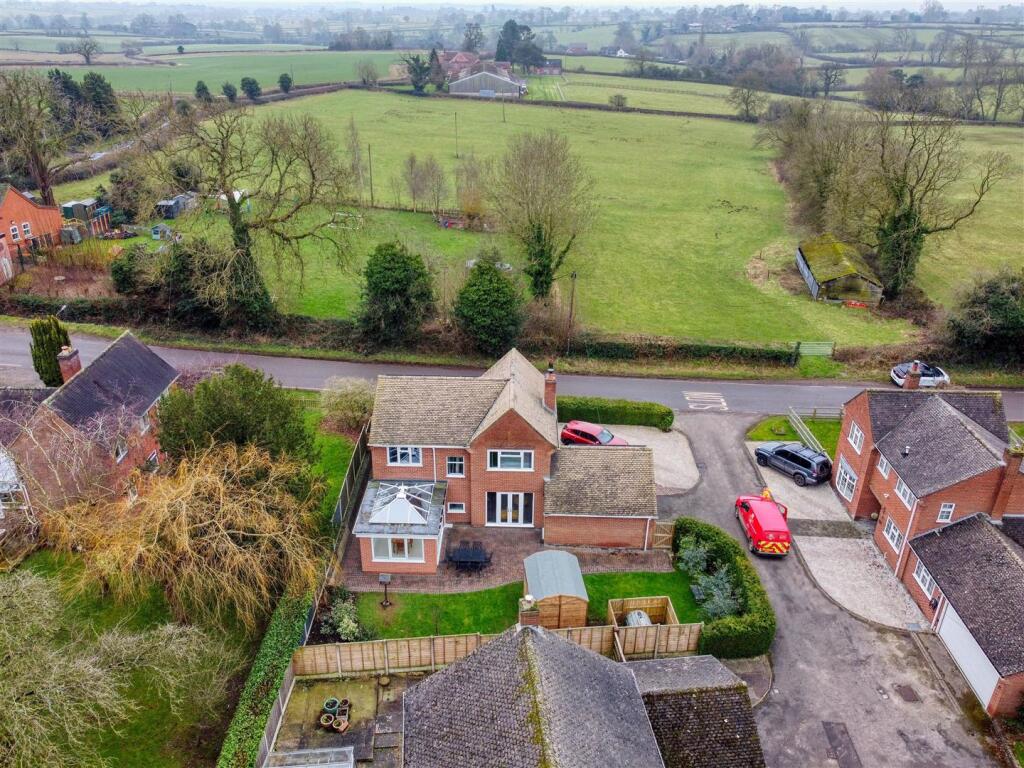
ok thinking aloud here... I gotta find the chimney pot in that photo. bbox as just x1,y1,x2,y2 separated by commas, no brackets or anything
56,345,82,383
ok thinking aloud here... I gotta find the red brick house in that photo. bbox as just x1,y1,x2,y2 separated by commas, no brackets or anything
3,332,178,523
354,350,658,574
0,185,63,259
833,388,1024,714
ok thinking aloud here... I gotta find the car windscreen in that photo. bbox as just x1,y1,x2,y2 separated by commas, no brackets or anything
597,429,615,444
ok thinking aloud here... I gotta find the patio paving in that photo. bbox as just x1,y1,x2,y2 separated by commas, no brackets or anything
336,525,673,593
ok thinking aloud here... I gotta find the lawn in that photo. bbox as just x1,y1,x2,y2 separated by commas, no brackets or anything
259,89,913,346
355,570,702,639
303,405,356,525
1014,740,1023,767
746,416,843,459
19,50,407,93
560,55,687,74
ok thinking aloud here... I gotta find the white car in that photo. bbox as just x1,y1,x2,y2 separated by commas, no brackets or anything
890,361,950,388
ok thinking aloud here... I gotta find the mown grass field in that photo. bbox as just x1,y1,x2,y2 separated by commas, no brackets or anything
257,89,911,345
0,32,148,52
18,50,406,92
561,54,686,74
653,30,792,50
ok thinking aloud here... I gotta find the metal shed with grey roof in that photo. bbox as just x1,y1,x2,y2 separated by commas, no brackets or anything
523,550,589,629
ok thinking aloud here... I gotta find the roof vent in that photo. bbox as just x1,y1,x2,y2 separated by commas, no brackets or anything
902,445,911,457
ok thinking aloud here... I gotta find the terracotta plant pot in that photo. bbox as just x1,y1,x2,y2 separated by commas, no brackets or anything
333,717,349,732
319,714,335,728
340,698,350,709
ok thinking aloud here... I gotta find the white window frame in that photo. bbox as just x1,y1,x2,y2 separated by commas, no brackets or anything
487,449,534,472
9,226,19,242
446,455,465,478
895,476,917,510
937,502,955,523
21,222,31,238
386,446,422,467
913,558,936,596
883,517,904,552
113,438,128,463
877,454,890,479
847,421,865,454
447,502,466,515
139,412,151,434
835,457,858,502
370,536,425,563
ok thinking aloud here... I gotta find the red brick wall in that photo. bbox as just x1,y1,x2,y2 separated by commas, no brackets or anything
993,452,1024,519
989,672,1024,717
544,515,653,548
370,446,473,522
834,393,879,519
0,187,62,252
899,550,940,622
357,536,439,575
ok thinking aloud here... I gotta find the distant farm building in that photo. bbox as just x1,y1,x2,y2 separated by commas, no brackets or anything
449,70,525,98
532,58,563,75
566,43,588,55
796,235,883,307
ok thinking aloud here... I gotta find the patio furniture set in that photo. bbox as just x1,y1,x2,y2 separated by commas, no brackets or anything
446,540,492,572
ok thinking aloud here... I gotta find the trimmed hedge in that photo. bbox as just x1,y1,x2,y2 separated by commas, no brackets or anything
557,395,674,432
216,594,310,768
673,518,776,658
565,332,799,366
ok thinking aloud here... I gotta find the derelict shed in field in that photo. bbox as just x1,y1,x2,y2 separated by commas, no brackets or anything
796,234,883,307
523,550,589,629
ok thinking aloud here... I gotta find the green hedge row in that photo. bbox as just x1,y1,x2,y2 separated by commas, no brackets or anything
673,518,777,658
557,395,674,432
216,594,310,768
565,332,799,366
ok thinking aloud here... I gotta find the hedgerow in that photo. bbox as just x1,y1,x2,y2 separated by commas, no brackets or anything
673,518,776,658
557,395,674,432
216,594,310,768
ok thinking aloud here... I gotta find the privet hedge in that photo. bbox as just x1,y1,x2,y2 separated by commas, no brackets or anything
216,594,310,768
673,518,776,658
557,395,674,432
565,333,799,366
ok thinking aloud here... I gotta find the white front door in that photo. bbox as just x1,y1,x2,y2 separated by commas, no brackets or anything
938,603,1000,708
486,492,534,526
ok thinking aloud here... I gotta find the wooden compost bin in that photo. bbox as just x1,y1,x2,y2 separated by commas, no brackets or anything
607,596,700,659
523,550,589,629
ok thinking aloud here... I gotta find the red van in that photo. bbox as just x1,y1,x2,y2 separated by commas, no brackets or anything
735,493,791,557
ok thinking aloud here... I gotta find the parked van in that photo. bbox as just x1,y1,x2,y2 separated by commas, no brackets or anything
735,493,791,557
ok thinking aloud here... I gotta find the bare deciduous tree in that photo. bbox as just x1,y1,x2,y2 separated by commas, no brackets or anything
356,59,379,86
455,154,487,224
44,443,327,632
488,131,595,298
818,63,846,99
727,72,770,121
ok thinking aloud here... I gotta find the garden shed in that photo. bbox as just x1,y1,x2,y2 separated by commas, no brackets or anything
523,550,588,629
796,234,883,307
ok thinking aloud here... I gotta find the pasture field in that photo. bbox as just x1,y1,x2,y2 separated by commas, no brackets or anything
835,64,951,85
0,32,149,52
527,24,620,49
257,89,911,345
796,25,946,50
145,43,316,54
561,54,686,74
653,30,792,50
17,50,406,92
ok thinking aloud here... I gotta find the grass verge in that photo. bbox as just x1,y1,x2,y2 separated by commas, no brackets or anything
746,416,843,458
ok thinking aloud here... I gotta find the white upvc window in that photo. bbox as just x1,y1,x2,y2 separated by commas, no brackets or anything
835,457,858,502
386,446,422,466
877,454,890,479
447,502,466,515
446,455,465,477
883,517,904,552
139,412,151,434
895,476,917,510
113,438,128,463
487,449,533,471
913,558,936,596
9,226,19,242
371,536,425,562
937,502,955,523
21,222,31,237
847,421,865,454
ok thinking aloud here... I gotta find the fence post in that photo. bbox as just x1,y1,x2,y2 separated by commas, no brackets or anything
653,623,660,659
383,640,390,676
335,644,342,676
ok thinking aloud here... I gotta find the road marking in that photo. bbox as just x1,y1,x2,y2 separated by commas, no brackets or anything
683,391,728,411
0,363,22,368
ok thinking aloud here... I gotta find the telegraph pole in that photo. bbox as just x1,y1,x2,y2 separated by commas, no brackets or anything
454,111,459,158
565,270,578,356
367,144,375,207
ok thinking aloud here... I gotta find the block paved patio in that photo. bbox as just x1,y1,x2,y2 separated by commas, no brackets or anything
336,526,673,593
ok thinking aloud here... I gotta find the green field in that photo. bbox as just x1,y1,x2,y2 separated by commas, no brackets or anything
0,32,147,52
257,89,912,345
561,54,686,74
19,50,406,92
654,30,792,51
527,23,620,49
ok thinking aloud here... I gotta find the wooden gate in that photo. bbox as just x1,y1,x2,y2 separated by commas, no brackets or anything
651,522,674,550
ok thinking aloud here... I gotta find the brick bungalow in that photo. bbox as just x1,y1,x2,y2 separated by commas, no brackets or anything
4,332,178,518
355,349,658,574
833,387,1024,714
0,185,63,260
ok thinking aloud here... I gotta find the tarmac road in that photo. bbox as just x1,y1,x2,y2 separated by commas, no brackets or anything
2,327,1022,419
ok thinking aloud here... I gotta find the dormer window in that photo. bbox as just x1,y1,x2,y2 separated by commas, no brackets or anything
113,438,128,463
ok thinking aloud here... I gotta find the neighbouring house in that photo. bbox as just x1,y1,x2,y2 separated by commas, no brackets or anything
532,57,563,75
0,185,63,259
438,50,480,77
0,232,12,285
402,625,765,768
796,234,883,306
448,70,525,98
356,349,658,574
566,43,588,55
833,388,1024,714
3,332,178,519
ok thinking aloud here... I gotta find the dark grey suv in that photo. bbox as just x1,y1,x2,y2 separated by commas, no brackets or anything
754,442,832,486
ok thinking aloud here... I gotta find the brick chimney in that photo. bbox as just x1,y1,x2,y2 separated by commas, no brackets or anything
991,447,1023,521
544,360,557,412
57,346,82,383
904,360,922,390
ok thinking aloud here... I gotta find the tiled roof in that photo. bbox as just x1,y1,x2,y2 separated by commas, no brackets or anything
628,656,743,694
860,390,1009,444
912,515,1024,676
876,397,1005,497
545,446,658,517
45,332,178,430
0,387,54,445
368,349,556,448
402,626,665,768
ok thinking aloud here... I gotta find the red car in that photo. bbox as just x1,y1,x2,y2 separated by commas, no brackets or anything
560,420,628,446
735,492,791,557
